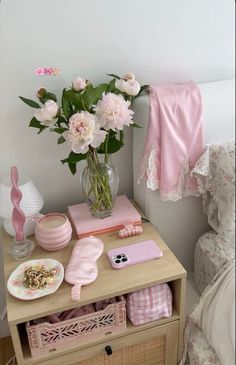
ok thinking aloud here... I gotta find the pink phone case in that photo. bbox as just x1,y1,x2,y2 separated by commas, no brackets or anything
107,240,163,269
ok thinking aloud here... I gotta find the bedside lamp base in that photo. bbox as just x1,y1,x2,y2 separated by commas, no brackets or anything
8,238,35,260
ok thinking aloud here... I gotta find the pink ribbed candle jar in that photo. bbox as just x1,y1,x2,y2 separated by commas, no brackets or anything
35,213,72,251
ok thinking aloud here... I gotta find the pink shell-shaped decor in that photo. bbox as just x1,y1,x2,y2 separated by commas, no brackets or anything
35,213,72,251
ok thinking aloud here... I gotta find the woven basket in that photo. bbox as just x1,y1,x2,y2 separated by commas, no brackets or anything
26,296,126,357
74,336,166,365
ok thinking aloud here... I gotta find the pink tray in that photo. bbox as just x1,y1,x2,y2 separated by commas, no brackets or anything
26,296,126,357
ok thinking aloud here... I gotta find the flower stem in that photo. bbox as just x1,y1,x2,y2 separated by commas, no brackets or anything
104,131,110,164
84,151,113,216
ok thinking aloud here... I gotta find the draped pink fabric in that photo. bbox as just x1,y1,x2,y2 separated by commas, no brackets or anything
139,81,204,201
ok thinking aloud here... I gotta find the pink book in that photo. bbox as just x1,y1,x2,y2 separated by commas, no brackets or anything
68,195,142,238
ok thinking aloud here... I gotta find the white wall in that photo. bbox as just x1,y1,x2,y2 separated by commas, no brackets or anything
0,0,234,337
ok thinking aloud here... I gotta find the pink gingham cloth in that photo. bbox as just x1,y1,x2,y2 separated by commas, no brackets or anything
139,81,204,201
126,283,172,326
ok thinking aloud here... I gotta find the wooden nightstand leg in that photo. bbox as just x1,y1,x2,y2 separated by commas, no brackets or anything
174,277,186,361
9,324,24,365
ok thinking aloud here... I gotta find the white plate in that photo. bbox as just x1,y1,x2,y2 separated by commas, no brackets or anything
7,259,64,300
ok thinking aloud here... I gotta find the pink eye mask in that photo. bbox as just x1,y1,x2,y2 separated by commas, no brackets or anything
65,236,104,301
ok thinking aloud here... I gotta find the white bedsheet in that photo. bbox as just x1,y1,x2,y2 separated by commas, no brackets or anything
181,259,235,365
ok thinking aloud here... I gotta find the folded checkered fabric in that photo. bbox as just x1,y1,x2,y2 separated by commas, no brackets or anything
126,283,172,326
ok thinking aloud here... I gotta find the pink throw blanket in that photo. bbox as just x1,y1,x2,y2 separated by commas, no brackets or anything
139,81,204,201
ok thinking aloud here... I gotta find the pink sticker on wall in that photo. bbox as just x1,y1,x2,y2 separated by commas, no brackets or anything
35,67,61,76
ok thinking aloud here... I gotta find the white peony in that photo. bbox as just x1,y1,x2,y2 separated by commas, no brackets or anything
34,100,59,126
94,92,134,131
115,78,140,96
64,111,107,154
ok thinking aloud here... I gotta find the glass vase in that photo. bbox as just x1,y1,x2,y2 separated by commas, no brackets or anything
81,156,119,219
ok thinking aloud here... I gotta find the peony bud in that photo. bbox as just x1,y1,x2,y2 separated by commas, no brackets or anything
36,87,46,98
72,77,88,91
123,72,135,81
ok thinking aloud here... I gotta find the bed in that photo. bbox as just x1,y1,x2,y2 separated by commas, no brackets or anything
182,140,235,365
132,79,235,365
194,231,234,294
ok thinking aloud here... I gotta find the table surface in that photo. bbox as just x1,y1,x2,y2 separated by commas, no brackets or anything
2,220,186,325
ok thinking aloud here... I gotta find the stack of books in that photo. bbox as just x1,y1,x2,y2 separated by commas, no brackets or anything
68,195,142,238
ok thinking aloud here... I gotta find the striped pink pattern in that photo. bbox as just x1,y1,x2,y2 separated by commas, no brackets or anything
126,284,172,326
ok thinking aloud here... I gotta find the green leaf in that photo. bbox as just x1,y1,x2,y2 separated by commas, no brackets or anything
68,163,77,175
63,90,85,110
106,78,116,93
29,117,44,129
97,137,124,154
39,91,57,104
29,117,41,128
106,73,121,80
61,88,71,118
29,117,47,134
53,127,68,134
56,115,68,127
57,135,66,144
19,96,41,108
131,122,142,128
45,91,57,102
37,126,47,134
29,118,47,134
109,130,117,138
61,151,87,175
61,151,87,164
119,130,124,144
84,84,107,108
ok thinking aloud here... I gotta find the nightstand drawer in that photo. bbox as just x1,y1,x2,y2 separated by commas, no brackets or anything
35,321,179,365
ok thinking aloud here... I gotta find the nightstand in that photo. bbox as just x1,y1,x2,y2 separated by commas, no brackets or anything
2,218,186,365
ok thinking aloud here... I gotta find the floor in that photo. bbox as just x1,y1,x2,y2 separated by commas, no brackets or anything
0,336,14,365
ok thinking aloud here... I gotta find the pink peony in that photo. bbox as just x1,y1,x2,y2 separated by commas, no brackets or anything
34,100,59,126
72,77,88,91
64,111,107,154
94,93,134,131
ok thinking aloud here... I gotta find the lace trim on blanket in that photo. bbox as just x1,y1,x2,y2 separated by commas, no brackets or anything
138,144,200,201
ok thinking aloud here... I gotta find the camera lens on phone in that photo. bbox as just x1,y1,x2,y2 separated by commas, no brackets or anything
122,258,127,262
115,259,121,264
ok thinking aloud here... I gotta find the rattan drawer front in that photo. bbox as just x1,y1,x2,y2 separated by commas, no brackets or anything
72,321,179,365
78,335,166,365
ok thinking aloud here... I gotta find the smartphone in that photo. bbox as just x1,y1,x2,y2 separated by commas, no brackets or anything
107,240,163,269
